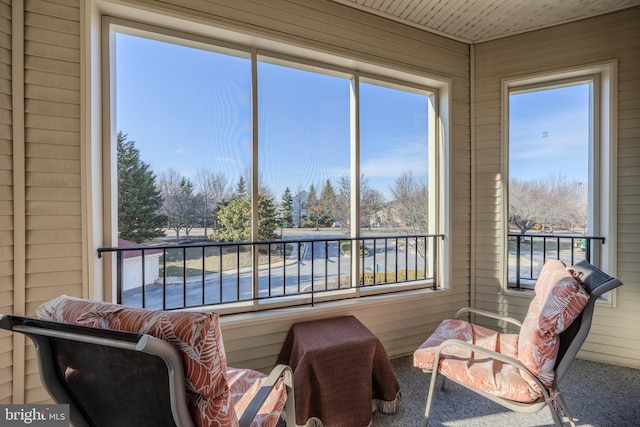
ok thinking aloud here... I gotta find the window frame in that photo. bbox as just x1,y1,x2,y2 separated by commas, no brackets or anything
97,14,452,310
501,62,618,302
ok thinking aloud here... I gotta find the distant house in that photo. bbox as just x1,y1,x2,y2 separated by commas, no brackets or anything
118,239,163,292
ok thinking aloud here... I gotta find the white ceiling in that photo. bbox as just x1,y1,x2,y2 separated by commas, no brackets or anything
329,0,640,43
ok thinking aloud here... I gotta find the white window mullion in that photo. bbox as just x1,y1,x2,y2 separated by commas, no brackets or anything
350,74,361,292
251,48,260,307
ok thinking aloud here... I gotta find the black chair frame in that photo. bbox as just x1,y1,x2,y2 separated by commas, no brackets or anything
1,314,194,427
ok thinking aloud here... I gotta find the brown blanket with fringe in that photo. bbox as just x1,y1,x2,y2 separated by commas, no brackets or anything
276,315,400,427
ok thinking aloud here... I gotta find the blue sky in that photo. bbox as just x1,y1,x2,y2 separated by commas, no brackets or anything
116,33,430,200
509,84,590,183
116,32,589,201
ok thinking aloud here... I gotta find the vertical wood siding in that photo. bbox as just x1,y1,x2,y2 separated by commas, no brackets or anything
23,0,82,318
474,7,640,368
22,0,82,403
0,0,12,405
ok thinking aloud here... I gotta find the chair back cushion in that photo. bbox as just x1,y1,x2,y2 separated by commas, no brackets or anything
518,260,589,389
37,296,238,427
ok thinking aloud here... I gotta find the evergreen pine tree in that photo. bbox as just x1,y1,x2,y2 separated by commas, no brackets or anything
305,184,318,228
280,187,294,228
318,179,337,227
213,193,279,241
213,197,249,242
258,194,279,241
117,132,165,243
236,176,248,198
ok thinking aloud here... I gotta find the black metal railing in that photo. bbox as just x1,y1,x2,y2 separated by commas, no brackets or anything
508,233,605,289
98,234,444,311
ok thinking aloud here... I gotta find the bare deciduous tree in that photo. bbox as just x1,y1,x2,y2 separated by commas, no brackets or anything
390,171,428,234
360,180,386,230
510,173,588,234
195,169,231,236
157,169,200,240
568,181,588,233
510,178,546,234
334,176,351,229
334,175,385,230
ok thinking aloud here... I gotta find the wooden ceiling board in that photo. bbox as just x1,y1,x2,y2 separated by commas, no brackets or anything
329,0,640,42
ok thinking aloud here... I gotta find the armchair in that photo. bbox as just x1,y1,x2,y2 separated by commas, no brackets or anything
2,296,296,427
413,259,622,427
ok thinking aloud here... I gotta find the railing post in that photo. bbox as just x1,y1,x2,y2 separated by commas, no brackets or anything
324,241,328,290
311,241,315,307
337,240,342,289
432,236,438,290
361,238,366,286
395,237,399,282
219,247,223,304
268,244,272,297
239,245,244,304
141,250,146,306
529,236,534,279
201,247,205,306
116,251,123,305
414,236,418,281
182,247,187,308
282,242,287,295
384,238,389,283
372,239,377,285
162,248,167,310
515,235,521,290
297,241,302,294
351,238,361,296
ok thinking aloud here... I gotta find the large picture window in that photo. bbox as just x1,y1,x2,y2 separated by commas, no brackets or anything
104,20,446,311
505,64,616,292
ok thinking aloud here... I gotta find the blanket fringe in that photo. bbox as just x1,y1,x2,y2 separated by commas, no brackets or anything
298,417,323,427
293,392,401,427
373,391,402,414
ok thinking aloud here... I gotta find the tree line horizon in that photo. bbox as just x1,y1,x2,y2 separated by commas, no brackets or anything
117,132,587,244
118,132,429,243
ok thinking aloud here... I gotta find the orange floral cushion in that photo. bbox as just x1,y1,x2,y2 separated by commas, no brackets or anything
518,260,589,389
414,319,540,402
36,296,238,427
413,260,589,402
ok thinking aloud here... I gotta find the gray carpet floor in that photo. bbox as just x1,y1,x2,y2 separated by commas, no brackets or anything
371,355,640,427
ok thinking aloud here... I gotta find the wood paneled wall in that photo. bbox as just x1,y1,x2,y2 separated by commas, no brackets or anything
0,0,14,405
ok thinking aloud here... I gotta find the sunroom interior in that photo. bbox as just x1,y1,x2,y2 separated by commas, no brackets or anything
1,0,639,425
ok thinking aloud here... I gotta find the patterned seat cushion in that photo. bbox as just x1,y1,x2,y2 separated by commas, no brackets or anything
414,319,539,402
36,296,287,427
227,368,287,427
413,260,589,403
